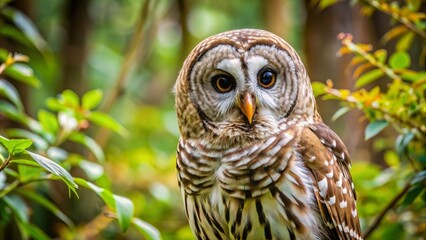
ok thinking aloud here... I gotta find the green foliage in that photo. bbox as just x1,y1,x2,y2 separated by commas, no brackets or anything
0,6,160,240
314,0,426,239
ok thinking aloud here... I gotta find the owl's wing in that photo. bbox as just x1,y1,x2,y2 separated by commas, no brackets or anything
299,122,362,240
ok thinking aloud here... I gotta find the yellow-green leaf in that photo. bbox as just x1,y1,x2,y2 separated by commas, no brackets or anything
389,51,411,69
355,69,385,88
365,120,389,140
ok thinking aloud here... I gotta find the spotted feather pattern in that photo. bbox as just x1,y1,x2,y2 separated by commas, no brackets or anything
175,29,362,240
177,124,362,240
300,123,362,240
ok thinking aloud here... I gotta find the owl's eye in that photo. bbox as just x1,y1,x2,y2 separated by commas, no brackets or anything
258,68,277,89
211,74,235,93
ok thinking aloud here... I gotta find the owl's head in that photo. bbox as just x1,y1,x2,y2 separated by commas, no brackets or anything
175,29,319,146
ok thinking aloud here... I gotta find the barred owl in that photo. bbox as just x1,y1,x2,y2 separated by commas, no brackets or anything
174,29,362,240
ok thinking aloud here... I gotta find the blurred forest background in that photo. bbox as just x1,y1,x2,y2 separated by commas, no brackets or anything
0,0,425,239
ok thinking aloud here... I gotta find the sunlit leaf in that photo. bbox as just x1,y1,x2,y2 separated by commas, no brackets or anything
68,132,105,162
4,63,40,87
0,136,32,155
1,7,48,53
365,120,389,140
318,0,339,9
381,25,407,44
74,178,114,209
5,128,48,150
79,160,104,180
355,69,385,88
311,82,327,97
0,100,28,124
374,49,387,64
17,190,74,228
60,90,80,108
396,32,415,51
38,110,59,135
353,62,374,78
82,89,103,110
10,159,40,168
389,51,411,69
331,106,351,121
2,194,29,223
384,150,399,168
0,79,24,111
132,218,162,240
18,164,41,182
114,195,134,232
87,111,128,137
27,151,78,195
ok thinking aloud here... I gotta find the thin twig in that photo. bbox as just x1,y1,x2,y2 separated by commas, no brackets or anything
365,0,426,39
363,179,412,239
325,87,426,136
0,155,11,172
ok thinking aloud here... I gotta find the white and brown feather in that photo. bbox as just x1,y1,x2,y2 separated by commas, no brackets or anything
175,29,362,240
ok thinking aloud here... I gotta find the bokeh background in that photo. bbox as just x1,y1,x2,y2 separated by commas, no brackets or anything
0,0,425,239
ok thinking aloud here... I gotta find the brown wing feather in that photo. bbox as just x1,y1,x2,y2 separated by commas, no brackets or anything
299,123,362,240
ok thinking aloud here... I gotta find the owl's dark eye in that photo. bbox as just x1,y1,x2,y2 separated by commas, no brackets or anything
258,68,277,89
211,74,235,93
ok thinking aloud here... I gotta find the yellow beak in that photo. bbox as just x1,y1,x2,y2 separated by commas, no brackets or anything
239,92,256,125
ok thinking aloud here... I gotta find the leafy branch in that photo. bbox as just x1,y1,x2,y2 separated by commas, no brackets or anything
364,0,426,39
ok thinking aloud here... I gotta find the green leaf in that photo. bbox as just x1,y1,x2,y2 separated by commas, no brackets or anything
0,79,24,111
318,0,339,9
411,170,426,185
74,178,115,209
1,7,48,53
60,90,79,108
87,111,128,137
396,32,415,51
38,110,59,135
374,49,387,64
355,69,385,88
15,217,50,240
79,160,104,180
0,100,28,124
68,132,105,162
389,51,411,69
0,136,32,155
74,178,135,232
132,218,162,240
311,82,327,97
17,190,74,228
82,89,103,110
114,195,134,232
18,164,42,182
2,194,29,223
0,25,33,47
10,159,41,167
395,132,415,155
27,151,78,195
365,120,389,140
10,139,32,155
4,63,40,87
331,106,351,121
401,184,424,206
5,128,48,151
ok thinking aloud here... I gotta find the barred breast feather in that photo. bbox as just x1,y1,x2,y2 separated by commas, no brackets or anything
178,125,325,239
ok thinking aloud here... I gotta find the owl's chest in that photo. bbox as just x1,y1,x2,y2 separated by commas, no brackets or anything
177,136,323,239
176,134,296,197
